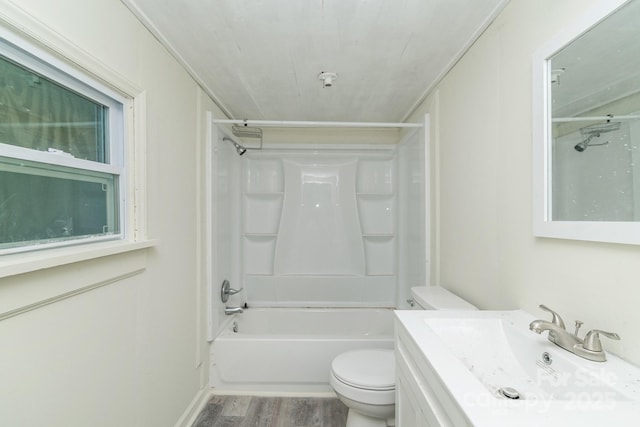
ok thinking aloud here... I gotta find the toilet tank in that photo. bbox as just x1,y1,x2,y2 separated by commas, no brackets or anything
410,286,478,310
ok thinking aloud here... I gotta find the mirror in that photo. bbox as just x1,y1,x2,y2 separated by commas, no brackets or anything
533,0,640,244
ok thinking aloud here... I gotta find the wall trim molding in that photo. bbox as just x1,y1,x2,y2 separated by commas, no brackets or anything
0,268,144,322
0,249,150,321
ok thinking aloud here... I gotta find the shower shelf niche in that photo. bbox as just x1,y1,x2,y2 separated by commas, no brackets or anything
243,234,277,275
242,157,284,276
357,193,395,236
363,235,395,276
357,187,395,274
244,158,284,193
243,193,283,235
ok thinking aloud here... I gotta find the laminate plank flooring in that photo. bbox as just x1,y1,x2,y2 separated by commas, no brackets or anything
192,395,348,427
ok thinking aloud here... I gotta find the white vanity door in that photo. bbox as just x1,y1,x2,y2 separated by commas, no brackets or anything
396,353,432,426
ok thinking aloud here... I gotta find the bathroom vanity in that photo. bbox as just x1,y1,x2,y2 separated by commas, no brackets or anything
395,313,472,426
394,310,640,426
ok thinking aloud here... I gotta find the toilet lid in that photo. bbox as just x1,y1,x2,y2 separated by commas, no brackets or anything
331,349,395,391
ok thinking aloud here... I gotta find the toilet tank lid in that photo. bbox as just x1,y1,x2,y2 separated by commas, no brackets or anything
411,286,478,310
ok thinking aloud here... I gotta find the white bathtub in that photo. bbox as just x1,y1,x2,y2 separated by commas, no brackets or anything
210,308,395,393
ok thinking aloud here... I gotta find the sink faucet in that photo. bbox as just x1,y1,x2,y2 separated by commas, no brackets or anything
529,305,582,353
529,304,620,362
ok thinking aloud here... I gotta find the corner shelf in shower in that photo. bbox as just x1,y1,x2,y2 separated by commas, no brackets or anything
357,193,395,236
362,235,395,276
243,234,278,275
243,192,284,235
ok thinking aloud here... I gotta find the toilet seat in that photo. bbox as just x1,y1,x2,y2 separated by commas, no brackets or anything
330,349,395,406
332,349,395,390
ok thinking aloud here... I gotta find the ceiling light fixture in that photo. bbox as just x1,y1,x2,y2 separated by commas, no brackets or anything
318,71,338,88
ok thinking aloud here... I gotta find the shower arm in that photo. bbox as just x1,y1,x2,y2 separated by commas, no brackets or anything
584,135,609,147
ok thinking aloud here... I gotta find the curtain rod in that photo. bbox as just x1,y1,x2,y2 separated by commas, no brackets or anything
552,115,640,123
211,119,423,129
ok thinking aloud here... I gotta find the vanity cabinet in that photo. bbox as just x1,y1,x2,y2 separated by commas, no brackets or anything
395,310,640,426
394,317,472,427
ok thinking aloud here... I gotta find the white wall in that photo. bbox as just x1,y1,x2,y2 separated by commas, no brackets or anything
410,0,640,365
0,0,226,425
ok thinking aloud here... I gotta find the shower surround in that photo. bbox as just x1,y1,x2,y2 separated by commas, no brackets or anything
208,122,427,392
242,148,397,307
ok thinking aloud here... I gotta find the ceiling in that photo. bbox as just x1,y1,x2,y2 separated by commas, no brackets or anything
122,0,509,123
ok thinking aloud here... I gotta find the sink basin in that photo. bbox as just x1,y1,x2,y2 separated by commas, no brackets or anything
396,310,640,425
423,317,635,401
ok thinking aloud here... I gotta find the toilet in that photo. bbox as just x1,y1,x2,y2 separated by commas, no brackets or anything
329,286,477,427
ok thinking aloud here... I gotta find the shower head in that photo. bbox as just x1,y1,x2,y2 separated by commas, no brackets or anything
223,137,247,156
574,134,597,152
574,121,620,152
574,141,587,152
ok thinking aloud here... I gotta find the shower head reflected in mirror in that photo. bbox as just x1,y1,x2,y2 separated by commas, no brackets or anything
574,121,620,152
573,134,606,152
223,137,247,156
573,141,587,152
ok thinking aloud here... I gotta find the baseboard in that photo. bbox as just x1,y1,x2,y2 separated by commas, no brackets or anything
174,388,213,427
209,389,338,398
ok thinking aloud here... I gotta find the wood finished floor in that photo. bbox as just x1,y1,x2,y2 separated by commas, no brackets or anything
192,395,348,427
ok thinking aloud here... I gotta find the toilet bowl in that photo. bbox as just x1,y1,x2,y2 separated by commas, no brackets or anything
329,286,477,427
330,348,395,427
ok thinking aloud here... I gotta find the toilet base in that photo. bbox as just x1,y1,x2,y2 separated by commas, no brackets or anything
334,391,395,427
346,409,394,427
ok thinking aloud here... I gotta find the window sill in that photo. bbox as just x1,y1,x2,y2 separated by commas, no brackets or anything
0,239,158,279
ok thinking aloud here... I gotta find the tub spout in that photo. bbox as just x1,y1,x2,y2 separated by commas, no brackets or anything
225,307,243,315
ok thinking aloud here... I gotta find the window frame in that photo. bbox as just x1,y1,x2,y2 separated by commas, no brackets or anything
0,27,128,255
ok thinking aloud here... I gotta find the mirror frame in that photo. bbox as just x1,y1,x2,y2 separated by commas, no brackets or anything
532,0,640,245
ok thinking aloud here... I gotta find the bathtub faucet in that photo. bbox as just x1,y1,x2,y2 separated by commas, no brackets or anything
225,306,243,315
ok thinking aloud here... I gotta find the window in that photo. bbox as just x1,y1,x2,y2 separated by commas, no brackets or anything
0,37,125,254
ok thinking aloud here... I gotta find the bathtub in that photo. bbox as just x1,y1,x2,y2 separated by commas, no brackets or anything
210,307,395,393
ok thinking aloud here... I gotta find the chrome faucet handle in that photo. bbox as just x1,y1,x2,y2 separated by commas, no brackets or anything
582,329,620,352
221,279,244,303
539,304,566,329
226,287,243,296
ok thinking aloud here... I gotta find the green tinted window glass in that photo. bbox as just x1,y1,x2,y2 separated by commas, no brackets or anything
0,157,118,249
0,54,108,163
